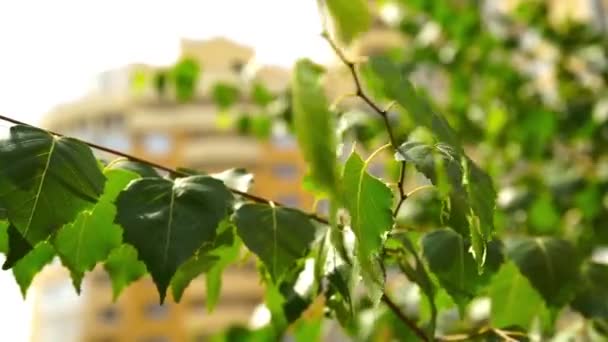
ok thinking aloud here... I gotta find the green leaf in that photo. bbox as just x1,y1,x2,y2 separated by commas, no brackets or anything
342,150,393,303
104,244,147,301
325,0,371,43
0,220,8,254
292,59,338,196
490,262,546,330
172,58,200,102
115,175,233,302
105,158,160,178
571,263,608,318
212,82,240,109
53,167,139,290
205,224,242,311
251,82,274,107
395,141,495,269
421,228,502,313
528,193,560,234
2,224,33,270
368,56,461,148
12,242,55,297
54,202,122,290
234,203,316,282
509,237,580,307
0,125,105,244
170,220,238,305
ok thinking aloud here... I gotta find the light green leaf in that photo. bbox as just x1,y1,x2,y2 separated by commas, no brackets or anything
12,242,55,297
0,221,7,254
490,262,546,330
509,237,580,307
0,125,105,245
104,244,147,301
54,202,122,290
571,263,608,318
53,167,139,290
292,59,338,196
115,176,233,302
342,150,393,303
170,220,237,305
205,224,241,312
325,0,371,43
234,203,316,282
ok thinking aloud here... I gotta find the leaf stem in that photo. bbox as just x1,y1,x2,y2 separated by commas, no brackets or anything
0,114,330,225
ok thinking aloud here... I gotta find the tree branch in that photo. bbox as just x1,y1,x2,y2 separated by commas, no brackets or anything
320,32,408,215
381,294,430,341
0,114,330,225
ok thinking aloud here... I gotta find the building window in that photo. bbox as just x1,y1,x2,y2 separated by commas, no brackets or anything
92,271,111,286
98,305,120,324
231,60,245,73
142,133,171,156
271,164,298,180
277,194,300,208
102,132,131,151
144,303,169,320
188,297,206,312
271,133,297,150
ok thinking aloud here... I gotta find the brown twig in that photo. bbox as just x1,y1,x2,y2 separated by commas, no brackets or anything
381,294,430,341
0,114,330,225
321,32,408,217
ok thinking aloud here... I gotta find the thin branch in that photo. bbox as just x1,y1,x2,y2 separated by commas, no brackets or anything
321,32,409,217
0,114,330,225
393,161,407,216
381,294,430,342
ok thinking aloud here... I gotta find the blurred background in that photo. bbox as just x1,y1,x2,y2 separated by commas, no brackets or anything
1,0,608,341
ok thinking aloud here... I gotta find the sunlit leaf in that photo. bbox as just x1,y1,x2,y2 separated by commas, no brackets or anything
490,262,546,329
342,150,393,304
292,59,338,196
104,244,147,301
12,242,55,297
325,0,371,43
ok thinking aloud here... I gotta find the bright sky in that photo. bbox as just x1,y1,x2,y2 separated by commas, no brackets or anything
0,1,330,340
0,0,333,127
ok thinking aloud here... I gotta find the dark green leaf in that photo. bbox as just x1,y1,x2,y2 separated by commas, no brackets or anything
234,203,316,282
342,150,393,303
2,224,33,270
395,141,495,269
105,158,160,178
292,59,338,196
103,244,147,301
325,0,371,43
0,125,105,244
12,242,55,297
0,220,7,254
251,82,274,107
571,263,608,318
115,175,233,302
509,237,580,307
421,228,502,312
490,262,546,329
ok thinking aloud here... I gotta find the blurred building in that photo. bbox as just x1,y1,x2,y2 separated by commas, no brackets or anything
32,37,314,342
